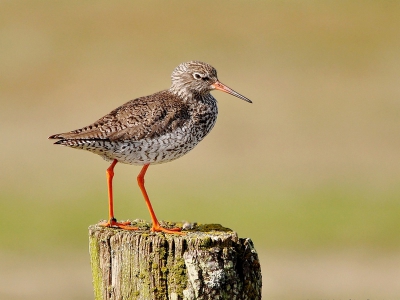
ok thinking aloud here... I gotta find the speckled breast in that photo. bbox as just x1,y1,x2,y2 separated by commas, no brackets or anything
82,109,217,165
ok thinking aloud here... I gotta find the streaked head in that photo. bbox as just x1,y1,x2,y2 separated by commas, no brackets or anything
170,61,252,103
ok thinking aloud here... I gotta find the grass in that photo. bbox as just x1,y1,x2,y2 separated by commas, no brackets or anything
2,180,399,254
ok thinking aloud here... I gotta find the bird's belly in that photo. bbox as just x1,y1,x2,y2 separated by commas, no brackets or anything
75,110,217,165
92,127,204,165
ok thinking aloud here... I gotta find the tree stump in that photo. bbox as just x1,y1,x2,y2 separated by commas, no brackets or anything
89,220,262,300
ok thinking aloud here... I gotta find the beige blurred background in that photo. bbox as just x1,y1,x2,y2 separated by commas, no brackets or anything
1,1,400,299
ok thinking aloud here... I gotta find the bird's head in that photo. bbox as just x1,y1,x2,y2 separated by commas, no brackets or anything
170,61,252,103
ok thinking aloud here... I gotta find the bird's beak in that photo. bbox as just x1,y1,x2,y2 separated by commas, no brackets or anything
211,81,252,103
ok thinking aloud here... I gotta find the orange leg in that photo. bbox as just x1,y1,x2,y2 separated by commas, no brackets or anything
100,159,137,230
137,164,183,234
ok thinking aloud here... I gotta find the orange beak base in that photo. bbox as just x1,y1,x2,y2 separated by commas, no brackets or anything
211,81,252,103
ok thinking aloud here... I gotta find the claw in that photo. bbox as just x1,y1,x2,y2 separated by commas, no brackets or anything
151,224,185,235
100,219,138,230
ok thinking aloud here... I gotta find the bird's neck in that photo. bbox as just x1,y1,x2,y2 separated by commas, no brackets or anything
168,86,215,106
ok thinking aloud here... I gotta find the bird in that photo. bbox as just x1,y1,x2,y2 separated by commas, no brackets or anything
49,61,252,234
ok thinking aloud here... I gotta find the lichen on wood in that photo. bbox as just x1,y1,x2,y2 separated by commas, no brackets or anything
89,220,261,300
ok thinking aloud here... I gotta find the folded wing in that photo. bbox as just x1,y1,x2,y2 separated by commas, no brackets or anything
49,90,190,143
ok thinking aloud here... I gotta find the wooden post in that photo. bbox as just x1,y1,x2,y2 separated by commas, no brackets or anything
89,221,262,300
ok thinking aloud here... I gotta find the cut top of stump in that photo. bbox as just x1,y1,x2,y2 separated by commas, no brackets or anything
89,221,262,300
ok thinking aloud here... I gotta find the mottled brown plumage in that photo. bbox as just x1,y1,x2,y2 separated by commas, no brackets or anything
50,90,189,142
49,61,252,234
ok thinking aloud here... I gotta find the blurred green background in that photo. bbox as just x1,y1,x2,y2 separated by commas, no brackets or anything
1,1,400,299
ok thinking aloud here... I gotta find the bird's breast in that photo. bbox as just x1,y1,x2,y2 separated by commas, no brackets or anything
77,96,219,166
187,95,218,139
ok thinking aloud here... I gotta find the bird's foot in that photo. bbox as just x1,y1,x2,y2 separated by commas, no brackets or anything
100,218,138,230
152,223,185,235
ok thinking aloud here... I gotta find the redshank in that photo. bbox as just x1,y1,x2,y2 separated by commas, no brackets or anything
49,61,252,234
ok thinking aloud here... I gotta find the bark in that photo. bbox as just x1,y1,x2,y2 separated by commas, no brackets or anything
89,221,261,300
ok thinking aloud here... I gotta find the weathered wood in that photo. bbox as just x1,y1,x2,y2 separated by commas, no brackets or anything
89,220,261,300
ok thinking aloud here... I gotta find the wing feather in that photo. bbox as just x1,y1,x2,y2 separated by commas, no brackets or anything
49,90,190,142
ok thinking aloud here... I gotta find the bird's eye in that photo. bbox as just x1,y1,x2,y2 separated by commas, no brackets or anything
193,73,202,80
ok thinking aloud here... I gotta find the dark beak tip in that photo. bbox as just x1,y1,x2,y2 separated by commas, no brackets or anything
240,96,253,104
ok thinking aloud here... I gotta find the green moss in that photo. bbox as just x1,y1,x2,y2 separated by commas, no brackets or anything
89,234,103,300
162,221,183,229
154,287,167,299
169,257,187,296
196,223,233,232
200,236,212,248
155,246,167,259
